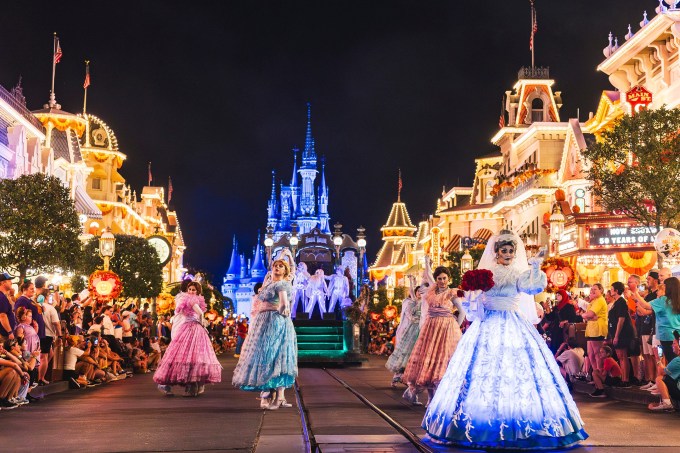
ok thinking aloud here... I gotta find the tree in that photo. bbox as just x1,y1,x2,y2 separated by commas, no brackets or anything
79,235,164,299
0,173,82,282
168,267,231,312
582,107,680,264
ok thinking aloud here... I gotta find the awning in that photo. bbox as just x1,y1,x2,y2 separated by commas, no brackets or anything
75,185,103,219
443,234,461,252
473,228,493,243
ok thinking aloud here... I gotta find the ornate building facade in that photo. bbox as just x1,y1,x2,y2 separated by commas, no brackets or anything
427,3,680,289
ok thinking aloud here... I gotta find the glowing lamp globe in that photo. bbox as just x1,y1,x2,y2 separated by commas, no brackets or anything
333,236,343,247
99,229,116,258
264,237,274,247
357,238,367,248
289,236,299,246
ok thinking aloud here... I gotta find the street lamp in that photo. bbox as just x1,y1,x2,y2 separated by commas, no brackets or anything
357,226,367,289
264,225,274,269
386,286,394,306
333,222,343,265
99,228,116,271
549,203,565,256
289,222,299,257
461,248,473,275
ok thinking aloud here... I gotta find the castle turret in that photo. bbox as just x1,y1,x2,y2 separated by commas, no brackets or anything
250,238,267,281
290,147,300,217
318,156,330,233
267,170,278,230
298,103,318,219
222,236,242,301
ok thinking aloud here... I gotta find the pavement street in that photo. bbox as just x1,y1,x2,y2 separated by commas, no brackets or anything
1,354,679,453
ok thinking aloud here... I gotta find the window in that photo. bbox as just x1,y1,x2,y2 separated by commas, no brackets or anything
92,178,102,190
575,188,586,212
531,98,544,122
0,158,8,179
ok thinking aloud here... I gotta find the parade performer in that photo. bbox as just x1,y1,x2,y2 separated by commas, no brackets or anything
402,265,465,406
327,267,350,315
422,230,588,450
305,269,328,318
232,259,298,410
385,276,422,387
154,282,222,397
291,262,310,319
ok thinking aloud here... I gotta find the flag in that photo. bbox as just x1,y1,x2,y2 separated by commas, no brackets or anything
83,62,90,89
498,95,505,129
54,38,63,64
168,177,173,203
529,2,536,50
148,162,153,186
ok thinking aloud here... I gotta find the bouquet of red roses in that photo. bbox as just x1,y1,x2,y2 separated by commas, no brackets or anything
460,269,495,292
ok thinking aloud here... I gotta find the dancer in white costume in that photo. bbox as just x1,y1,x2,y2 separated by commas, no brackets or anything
291,262,310,319
422,230,587,450
326,268,349,314
305,269,328,316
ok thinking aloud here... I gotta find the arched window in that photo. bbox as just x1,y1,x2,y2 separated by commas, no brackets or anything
531,98,544,122
575,188,586,212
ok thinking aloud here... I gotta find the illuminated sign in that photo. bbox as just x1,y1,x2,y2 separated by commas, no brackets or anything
586,225,658,248
626,85,652,114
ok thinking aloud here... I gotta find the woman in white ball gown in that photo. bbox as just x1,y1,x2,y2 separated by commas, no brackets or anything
422,230,588,450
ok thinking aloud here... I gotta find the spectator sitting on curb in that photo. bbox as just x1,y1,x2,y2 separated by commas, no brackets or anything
648,330,680,412
589,345,621,398
555,338,585,390
0,340,31,406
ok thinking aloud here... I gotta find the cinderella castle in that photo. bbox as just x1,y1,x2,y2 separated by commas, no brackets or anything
223,104,332,315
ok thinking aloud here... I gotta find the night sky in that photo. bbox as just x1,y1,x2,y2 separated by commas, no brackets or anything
0,1,651,281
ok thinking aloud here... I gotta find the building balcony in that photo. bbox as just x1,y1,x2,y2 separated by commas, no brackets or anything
491,168,557,204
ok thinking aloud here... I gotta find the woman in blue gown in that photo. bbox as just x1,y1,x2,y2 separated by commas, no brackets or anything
232,258,298,410
422,230,588,450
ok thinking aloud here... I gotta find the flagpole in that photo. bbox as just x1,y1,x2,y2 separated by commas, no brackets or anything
50,33,57,108
83,60,89,114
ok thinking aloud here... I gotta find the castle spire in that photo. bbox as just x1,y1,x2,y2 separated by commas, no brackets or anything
302,102,316,167
226,235,241,278
291,147,299,186
320,156,328,197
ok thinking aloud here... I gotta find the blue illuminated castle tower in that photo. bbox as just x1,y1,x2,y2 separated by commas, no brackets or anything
222,235,267,316
267,103,330,239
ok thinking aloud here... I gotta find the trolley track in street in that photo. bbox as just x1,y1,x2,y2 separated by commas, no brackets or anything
293,367,435,453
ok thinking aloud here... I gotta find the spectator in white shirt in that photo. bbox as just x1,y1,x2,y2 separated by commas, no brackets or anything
555,338,585,390
38,295,62,385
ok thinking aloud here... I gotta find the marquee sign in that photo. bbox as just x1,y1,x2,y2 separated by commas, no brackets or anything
586,225,658,249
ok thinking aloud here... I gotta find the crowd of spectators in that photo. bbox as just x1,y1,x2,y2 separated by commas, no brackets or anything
0,273,194,410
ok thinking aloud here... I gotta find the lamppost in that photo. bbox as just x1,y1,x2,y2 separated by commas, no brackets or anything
386,285,394,306
357,226,367,290
99,228,116,271
289,222,299,258
461,248,473,275
549,203,565,257
264,225,274,269
333,222,343,265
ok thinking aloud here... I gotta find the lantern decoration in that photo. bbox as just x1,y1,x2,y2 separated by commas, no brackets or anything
383,305,398,320
572,205,581,214
88,270,123,303
156,293,175,315
541,257,576,293
369,312,381,322
554,188,566,201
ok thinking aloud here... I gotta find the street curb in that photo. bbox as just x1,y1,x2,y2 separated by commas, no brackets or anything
573,380,657,405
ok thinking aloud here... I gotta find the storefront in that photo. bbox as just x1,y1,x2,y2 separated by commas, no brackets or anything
559,213,660,289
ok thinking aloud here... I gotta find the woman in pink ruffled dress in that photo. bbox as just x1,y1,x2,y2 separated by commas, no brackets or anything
154,281,222,396
402,266,465,406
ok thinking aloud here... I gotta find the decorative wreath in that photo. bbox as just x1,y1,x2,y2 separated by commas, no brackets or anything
88,270,123,302
541,257,576,293
156,293,175,315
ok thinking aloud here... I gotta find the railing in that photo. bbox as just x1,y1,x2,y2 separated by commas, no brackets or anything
0,84,45,133
518,66,550,80
493,172,552,203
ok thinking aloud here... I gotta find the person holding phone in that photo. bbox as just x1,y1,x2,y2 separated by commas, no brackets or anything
648,330,680,411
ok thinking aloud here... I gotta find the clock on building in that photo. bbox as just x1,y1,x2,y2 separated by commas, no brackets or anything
147,235,172,266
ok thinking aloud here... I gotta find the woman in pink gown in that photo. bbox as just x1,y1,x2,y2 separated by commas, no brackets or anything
154,282,222,396
402,266,465,405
